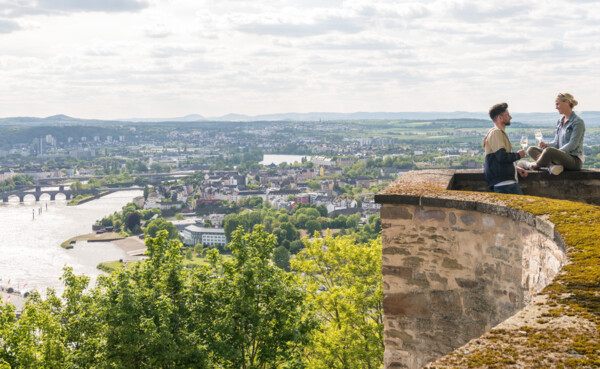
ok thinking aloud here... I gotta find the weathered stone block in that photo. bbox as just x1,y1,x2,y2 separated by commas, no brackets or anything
482,215,496,227
415,207,446,222
381,205,413,220
476,202,508,217
428,272,448,286
460,213,476,225
403,256,425,267
383,265,413,279
383,247,411,255
407,272,430,288
448,212,457,225
384,350,412,369
507,207,536,226
485,245,510,262
384,292,430,317
442,257,464,270
386,329,416,347
535,216,555,238
430,290,462,319
455,278,481,289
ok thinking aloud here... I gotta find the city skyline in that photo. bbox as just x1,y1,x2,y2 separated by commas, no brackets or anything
1,0,599,119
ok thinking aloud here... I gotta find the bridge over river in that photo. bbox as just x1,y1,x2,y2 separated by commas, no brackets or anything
1,185,143,203
1,170,192,203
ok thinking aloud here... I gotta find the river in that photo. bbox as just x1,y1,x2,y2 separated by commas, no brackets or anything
0,190,142,296
260,154,311,166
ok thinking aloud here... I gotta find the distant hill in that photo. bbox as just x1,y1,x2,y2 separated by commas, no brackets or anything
121,111,600,125
121,114,205,122
0,114,124,125
2,111,599,126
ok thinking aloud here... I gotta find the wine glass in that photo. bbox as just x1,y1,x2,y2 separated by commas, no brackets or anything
534,129,543,143
520,135,528,150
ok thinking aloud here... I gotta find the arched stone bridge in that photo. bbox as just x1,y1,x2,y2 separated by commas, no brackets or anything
1,185,142,203
0,185,93,203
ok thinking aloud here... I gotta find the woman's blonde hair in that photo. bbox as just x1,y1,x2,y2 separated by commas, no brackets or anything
557,92,578,108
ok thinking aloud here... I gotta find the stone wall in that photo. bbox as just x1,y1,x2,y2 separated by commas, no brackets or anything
448,169,600,205
379,201,566,368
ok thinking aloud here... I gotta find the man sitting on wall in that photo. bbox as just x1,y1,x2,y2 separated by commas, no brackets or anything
483,102,527,195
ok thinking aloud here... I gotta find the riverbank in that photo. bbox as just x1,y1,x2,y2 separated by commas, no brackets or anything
112,235,147,256
0,289,26,314
96,236,147,273
60,231,126,249
68,190,114,206
1,189,144,307
61,232,147,254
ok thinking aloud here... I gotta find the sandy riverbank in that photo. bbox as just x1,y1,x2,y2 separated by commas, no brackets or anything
111,236,147,256
62,232,147,256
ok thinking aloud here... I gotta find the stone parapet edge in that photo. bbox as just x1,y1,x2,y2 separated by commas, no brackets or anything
375,193,563,251
376,170,600,368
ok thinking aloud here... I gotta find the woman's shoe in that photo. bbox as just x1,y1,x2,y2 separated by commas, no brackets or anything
548,165,564,175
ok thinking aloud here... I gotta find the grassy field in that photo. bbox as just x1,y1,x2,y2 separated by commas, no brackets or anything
97,253,232,273
67,193,95,206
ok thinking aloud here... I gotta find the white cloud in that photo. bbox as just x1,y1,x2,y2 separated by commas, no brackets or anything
235,15,365,37
448,1,532,22
144,23,171,38
33,0,148,13
0,18,21,33
0,0,598,118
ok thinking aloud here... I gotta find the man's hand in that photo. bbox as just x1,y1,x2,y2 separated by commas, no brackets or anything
517,149,526,158
539,141,547,149
517,167,528,178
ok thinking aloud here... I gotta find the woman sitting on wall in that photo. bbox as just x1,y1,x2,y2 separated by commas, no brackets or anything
522,92,585,175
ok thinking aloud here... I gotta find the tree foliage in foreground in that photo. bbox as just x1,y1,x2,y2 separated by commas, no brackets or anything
0,228,315,368
292,234,384,369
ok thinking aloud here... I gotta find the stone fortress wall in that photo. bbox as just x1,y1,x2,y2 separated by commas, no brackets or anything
376,169,600,369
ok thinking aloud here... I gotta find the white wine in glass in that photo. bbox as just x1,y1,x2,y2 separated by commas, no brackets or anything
534,129,543,143
520,135,528,150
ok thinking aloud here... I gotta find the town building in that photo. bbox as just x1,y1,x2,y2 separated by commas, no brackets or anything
181,225,227,247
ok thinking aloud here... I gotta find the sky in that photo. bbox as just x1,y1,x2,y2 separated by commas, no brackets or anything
0,0,599,119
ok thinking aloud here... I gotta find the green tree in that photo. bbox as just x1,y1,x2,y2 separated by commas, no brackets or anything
307,179,321,191
145,218,178,239
12,174,34,186
197,226,316,368
95,231,209,368
296,207,320,219
134,176,148,186
87,177,101,189
292,235,384,369
316,204,328,217
0,290,67,367
368,214,382,234
125,211,141,232
305,219,322,235
223,214,246,242
280,222,300,242
296,213,309,228
332,214,347,228
272,245,291,272
71,179,83,190
346,213,361,229
289,239,304,254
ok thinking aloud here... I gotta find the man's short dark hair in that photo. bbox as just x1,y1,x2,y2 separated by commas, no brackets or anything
489,102,508,122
